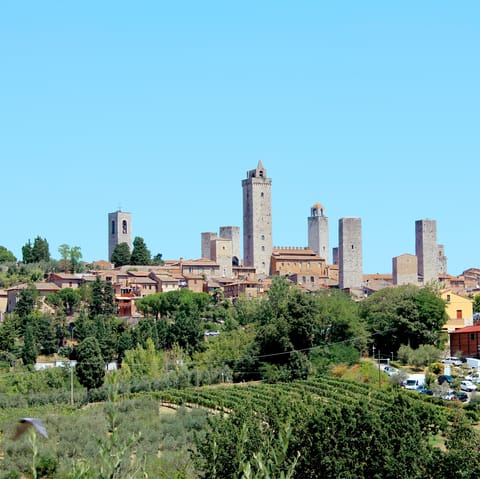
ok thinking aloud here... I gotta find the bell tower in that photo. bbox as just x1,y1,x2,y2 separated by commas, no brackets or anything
108,210,132,261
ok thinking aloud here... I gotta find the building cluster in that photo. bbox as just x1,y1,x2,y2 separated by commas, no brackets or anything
1,162,480,350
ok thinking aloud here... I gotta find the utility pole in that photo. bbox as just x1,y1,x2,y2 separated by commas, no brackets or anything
70,363,74,405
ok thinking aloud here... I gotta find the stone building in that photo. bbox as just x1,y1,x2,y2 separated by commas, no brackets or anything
211,237,233,278
219,226,241,265
392,253,418,286
415,219,439,284
270,247,328,290
242,161,272,276
308,203,330,263
201,232,217,259
338,217,363,291
108,210,132,262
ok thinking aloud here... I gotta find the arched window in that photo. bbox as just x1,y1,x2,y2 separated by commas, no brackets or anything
122,220,128,234
111,220,116,235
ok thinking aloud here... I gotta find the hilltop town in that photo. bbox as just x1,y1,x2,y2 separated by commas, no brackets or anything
1,161,480,329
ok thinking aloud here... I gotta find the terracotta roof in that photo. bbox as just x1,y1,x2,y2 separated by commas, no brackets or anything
450,325,480,333
51,273,82,280
8,282,60,292
181,259,219,266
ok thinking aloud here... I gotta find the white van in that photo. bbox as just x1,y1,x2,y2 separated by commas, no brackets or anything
403,374,425,390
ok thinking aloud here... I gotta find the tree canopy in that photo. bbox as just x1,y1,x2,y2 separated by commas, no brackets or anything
130,236,151,265
0,246,16,263
110,242,131,266
22,236,50,263
75,336,105,390
359,285,448,354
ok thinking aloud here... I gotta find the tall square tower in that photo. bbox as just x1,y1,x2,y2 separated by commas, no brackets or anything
108,210,132,262
415,219,439,284
242,161,272,276
339,217,363,290
308,203,330,263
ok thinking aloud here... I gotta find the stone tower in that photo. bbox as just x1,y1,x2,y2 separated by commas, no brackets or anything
308,203,329,263
211,237,233,278
338,217,363,290
242,161,272,276
219,226,241,265
201,232,217,259
108,210,132,262
415,219,439,284
392,253,418,285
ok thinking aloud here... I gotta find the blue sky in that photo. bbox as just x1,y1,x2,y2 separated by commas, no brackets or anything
1,1,478,276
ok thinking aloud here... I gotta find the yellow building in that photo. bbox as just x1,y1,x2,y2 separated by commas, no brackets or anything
440,290,473,331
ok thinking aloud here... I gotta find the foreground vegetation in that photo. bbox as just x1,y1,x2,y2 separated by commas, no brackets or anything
1,246,480,477
1,371,480,478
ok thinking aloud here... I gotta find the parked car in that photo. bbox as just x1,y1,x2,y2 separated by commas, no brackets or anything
383,366,399,376
455,391,469,402
415,385,433,395
464,372,480,383
460,380,477,392
441,357,463,366
438,374,453,385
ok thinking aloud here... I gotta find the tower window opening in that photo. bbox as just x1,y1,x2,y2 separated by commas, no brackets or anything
260,192,264,198
111,220,116,235
122,220,128,234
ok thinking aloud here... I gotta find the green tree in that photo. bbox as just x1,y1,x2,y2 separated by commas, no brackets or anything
14,284,39,318
58,244,70,272
32,313,58,355
110,242,131,266
130,236,151,265
359,285,448,354
473,294,480,314
151,253,164,266
31,236,50,262
22,323,38,365
69,246,83,273
120,338,164,380
22,239,34,263
0,316,18,353
0,245,16,263
46,288,80,316
89,276,117,318
75,336,105,392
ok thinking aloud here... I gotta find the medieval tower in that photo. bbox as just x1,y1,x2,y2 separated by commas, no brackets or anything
219,226,241,266
201,232,217,259
338,217,363,290
242,161,272,276
415,218,440,284
108,210,132,261
308,203,330,263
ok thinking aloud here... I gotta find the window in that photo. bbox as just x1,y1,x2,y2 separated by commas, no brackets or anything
446,295,451,303
471,333,477,340
456,310,462,319
260,192,264,197
111,220,116,235
261,246,265,251
261,235,265,240
310,276,314,282
122,220,128,234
